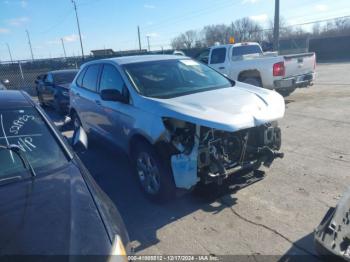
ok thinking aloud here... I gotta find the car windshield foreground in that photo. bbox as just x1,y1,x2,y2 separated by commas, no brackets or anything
124,59,232,99
0,108,68,179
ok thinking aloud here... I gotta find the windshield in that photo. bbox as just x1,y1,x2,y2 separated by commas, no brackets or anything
53,72,77,85
124,59,232,99
0,108,69,179
232,45,263,57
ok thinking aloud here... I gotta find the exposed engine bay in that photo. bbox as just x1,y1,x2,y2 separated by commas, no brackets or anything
162,118,284,189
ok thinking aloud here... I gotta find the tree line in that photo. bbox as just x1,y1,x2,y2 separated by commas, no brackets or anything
171,17,350,49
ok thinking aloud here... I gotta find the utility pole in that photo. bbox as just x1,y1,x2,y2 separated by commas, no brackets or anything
6,43,13,63
137,26,142,51
61,38,67,59
146,36,151,52
71,0,85,60
273,0,280,52
25,29,34,61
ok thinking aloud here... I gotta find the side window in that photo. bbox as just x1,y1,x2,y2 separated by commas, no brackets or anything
76,67,87,87
210,48,226,64
82,65,100,92
99,64,125,93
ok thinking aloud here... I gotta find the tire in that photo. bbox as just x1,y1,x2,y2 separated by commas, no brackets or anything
53,98,63,115
277,87,296,97
37,90,45,107
242,77,262,87
71,111,82,131
131,140,176,202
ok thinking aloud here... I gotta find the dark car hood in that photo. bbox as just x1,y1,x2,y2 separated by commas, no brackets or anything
0,163,111,255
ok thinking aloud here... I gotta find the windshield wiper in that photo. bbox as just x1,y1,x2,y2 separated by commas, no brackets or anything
0,144,36,177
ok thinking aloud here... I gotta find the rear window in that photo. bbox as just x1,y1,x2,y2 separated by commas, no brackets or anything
232,45,262,57
82,65,100,92
53,71,77,85
0,108,68,179
210,48,226,64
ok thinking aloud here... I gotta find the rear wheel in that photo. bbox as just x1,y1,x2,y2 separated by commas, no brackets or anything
277,87,296,97
131,140,176,202
242,77,262,87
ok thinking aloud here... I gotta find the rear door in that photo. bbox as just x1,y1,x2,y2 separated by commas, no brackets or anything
42,74,55,104
73,64,106,134
208,47,229,75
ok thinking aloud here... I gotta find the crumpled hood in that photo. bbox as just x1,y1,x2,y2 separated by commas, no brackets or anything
0,163,111,255
140,83,285,132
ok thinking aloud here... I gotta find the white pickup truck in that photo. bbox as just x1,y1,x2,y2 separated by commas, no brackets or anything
196,42,316,96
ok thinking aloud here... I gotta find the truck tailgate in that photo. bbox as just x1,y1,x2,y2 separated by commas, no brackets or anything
284,53,315,77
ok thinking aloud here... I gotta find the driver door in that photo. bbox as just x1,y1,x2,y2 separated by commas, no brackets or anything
208,47,229,75
98,64,133,151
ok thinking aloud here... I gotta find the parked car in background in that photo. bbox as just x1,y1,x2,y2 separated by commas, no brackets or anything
197,42,316,97
0,90,130,256
70,55,285,202
0,82,6,90
35,69,78,114
315,187,350,260
0,79,10,90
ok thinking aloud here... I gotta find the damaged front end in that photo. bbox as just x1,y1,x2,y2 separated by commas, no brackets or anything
161,118,284,190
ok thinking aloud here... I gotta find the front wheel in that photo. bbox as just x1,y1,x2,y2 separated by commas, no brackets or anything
132,140,176,202
71,111,82,131
53,98,64,115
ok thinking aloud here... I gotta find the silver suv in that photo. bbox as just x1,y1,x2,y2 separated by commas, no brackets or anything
70,55,285,201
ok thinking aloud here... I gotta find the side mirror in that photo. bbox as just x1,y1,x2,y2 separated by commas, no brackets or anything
72,127,88,152
101,89,128,103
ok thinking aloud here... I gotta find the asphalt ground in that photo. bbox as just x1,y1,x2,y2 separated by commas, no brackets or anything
45,62,350,260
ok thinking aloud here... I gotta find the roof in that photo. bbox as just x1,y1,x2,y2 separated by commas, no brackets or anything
49,69,79,75
0,90,32,109
96,55,189,66
213,42,260,49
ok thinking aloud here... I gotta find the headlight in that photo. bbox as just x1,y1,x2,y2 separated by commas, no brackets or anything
108,235,128,262
62,91,69,97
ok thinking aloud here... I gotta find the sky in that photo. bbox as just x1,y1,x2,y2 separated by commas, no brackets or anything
0,0,349,60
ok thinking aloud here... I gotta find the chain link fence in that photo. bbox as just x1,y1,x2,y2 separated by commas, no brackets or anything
0,57,82,96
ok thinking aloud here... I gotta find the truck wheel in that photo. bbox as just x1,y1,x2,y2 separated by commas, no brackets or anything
132,140,176,202
242,77,262,87
277,87,296,97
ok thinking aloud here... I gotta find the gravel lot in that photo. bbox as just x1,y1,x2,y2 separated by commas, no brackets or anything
49,62,350,259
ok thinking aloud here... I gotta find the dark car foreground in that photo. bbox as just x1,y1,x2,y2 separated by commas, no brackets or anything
0,90,130,258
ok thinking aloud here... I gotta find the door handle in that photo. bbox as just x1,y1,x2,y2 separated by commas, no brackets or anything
76,92,80,97
219,67,225,70
95,100,101,106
